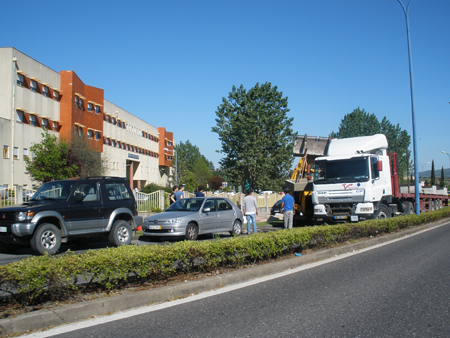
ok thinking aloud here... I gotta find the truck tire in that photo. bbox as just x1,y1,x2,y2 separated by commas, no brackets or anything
108,220,132,247
402,201,414,215
376,204,391,219
30,223,62,255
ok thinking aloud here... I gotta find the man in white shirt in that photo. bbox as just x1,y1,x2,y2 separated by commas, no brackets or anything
242,189,258,234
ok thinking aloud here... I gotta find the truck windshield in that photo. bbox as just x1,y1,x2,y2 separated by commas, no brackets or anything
314,157,370,184
32,181,74,201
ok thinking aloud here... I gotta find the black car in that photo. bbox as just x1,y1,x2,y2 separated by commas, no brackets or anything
0,177,143,255
271,200,283,215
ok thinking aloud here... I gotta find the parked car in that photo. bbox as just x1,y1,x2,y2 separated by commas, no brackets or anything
0,177,143,255
271,200,283,215
260,190,274,195
142,197,243,240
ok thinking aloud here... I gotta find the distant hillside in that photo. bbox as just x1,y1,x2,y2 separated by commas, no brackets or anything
418,168,450,179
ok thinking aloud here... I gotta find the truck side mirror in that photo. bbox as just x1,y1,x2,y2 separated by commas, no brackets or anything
377,161,383,171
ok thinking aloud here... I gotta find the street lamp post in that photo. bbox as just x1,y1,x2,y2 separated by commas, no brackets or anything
164,148,177,186
442,151,450,170
417,161,430,181
396,0,420,215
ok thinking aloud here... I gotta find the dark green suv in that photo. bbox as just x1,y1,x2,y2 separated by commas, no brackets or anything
0,177,143,255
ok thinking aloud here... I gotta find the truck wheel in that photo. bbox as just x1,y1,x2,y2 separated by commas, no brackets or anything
108,220,132,247
30,223,61,255
376,204,391,219
429,200,434,211
402,201,414,215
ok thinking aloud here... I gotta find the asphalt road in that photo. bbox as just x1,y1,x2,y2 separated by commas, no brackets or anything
34,222,450,338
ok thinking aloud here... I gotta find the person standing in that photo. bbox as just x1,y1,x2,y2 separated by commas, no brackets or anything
242,189,258,234
281,188,295,229
174,184,184,201
170,186,178,205
195,186,205,197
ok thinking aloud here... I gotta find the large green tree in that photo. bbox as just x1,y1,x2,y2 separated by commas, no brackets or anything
68,133,106,177
431,160,436,186
212,82,295,190
25,131,81,184
331,108,411,182
171,140,214,190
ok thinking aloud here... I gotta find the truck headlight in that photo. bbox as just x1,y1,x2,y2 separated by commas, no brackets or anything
17,211,33,221
360,207,373,212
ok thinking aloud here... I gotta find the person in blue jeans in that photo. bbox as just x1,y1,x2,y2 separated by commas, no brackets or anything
281,187,295,229
242,189,258,234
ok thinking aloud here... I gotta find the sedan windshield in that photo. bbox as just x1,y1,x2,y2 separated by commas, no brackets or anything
166,198,204,212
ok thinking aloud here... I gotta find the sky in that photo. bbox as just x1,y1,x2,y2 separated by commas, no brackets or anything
2,0,449,172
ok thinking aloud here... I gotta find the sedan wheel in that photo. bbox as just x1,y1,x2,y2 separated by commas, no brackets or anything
185,223,199,241
229,220,242,236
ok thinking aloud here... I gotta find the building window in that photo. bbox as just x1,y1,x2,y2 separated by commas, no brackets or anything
112,140,116,147
106,138,110,146
17,74,24,86
42,85,49,97
30,114,37,126
95,132,100,140
112,117,116,125
74,125,78,134
16,110,24,123
53,91,59,100
95,105,100,114
88,103,93,112
23,148,28,159
87,130,93,139
52,121,59,130
3,145,9,158
75,96,79,105
30,80,38,92
78,127,82,136
42,118,48,129
106,115,110,122
13,147,19,160
79,98,83,108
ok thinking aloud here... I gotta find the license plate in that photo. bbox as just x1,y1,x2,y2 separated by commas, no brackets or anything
334,215,347,220
148,225,161,230
351,216,358,222
0,227,7,232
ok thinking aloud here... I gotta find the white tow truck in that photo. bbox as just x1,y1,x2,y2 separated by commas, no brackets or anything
312,134,448,223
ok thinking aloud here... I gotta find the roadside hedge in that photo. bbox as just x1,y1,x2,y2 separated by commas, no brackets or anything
1,207,449,307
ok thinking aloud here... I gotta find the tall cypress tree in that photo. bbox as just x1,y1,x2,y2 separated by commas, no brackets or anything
431,160,436,186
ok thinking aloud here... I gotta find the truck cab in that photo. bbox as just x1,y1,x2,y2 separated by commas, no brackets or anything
312,134,392,223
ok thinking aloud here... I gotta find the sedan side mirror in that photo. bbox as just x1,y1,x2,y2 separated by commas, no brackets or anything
203,207,211,213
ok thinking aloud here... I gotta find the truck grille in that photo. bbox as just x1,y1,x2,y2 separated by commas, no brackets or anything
0,212,16,226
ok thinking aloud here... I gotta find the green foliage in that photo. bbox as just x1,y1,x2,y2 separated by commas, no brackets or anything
142,183,171,194
331,108,411,182
431,160,436,186
173,140,214,188
25,131,80,184
67,133,105,177
440,167,445,187
2,207,449,307
212,82,295,191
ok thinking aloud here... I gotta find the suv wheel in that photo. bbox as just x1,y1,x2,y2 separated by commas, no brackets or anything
30,223,61,255
108,220,132,246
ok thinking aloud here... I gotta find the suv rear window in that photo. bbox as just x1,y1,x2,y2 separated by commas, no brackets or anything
105,182,131,201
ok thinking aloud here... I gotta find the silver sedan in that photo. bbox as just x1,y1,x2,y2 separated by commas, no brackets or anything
142,197,243,240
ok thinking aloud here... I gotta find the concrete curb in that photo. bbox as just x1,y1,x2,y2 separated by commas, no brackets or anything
1,219,448,336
